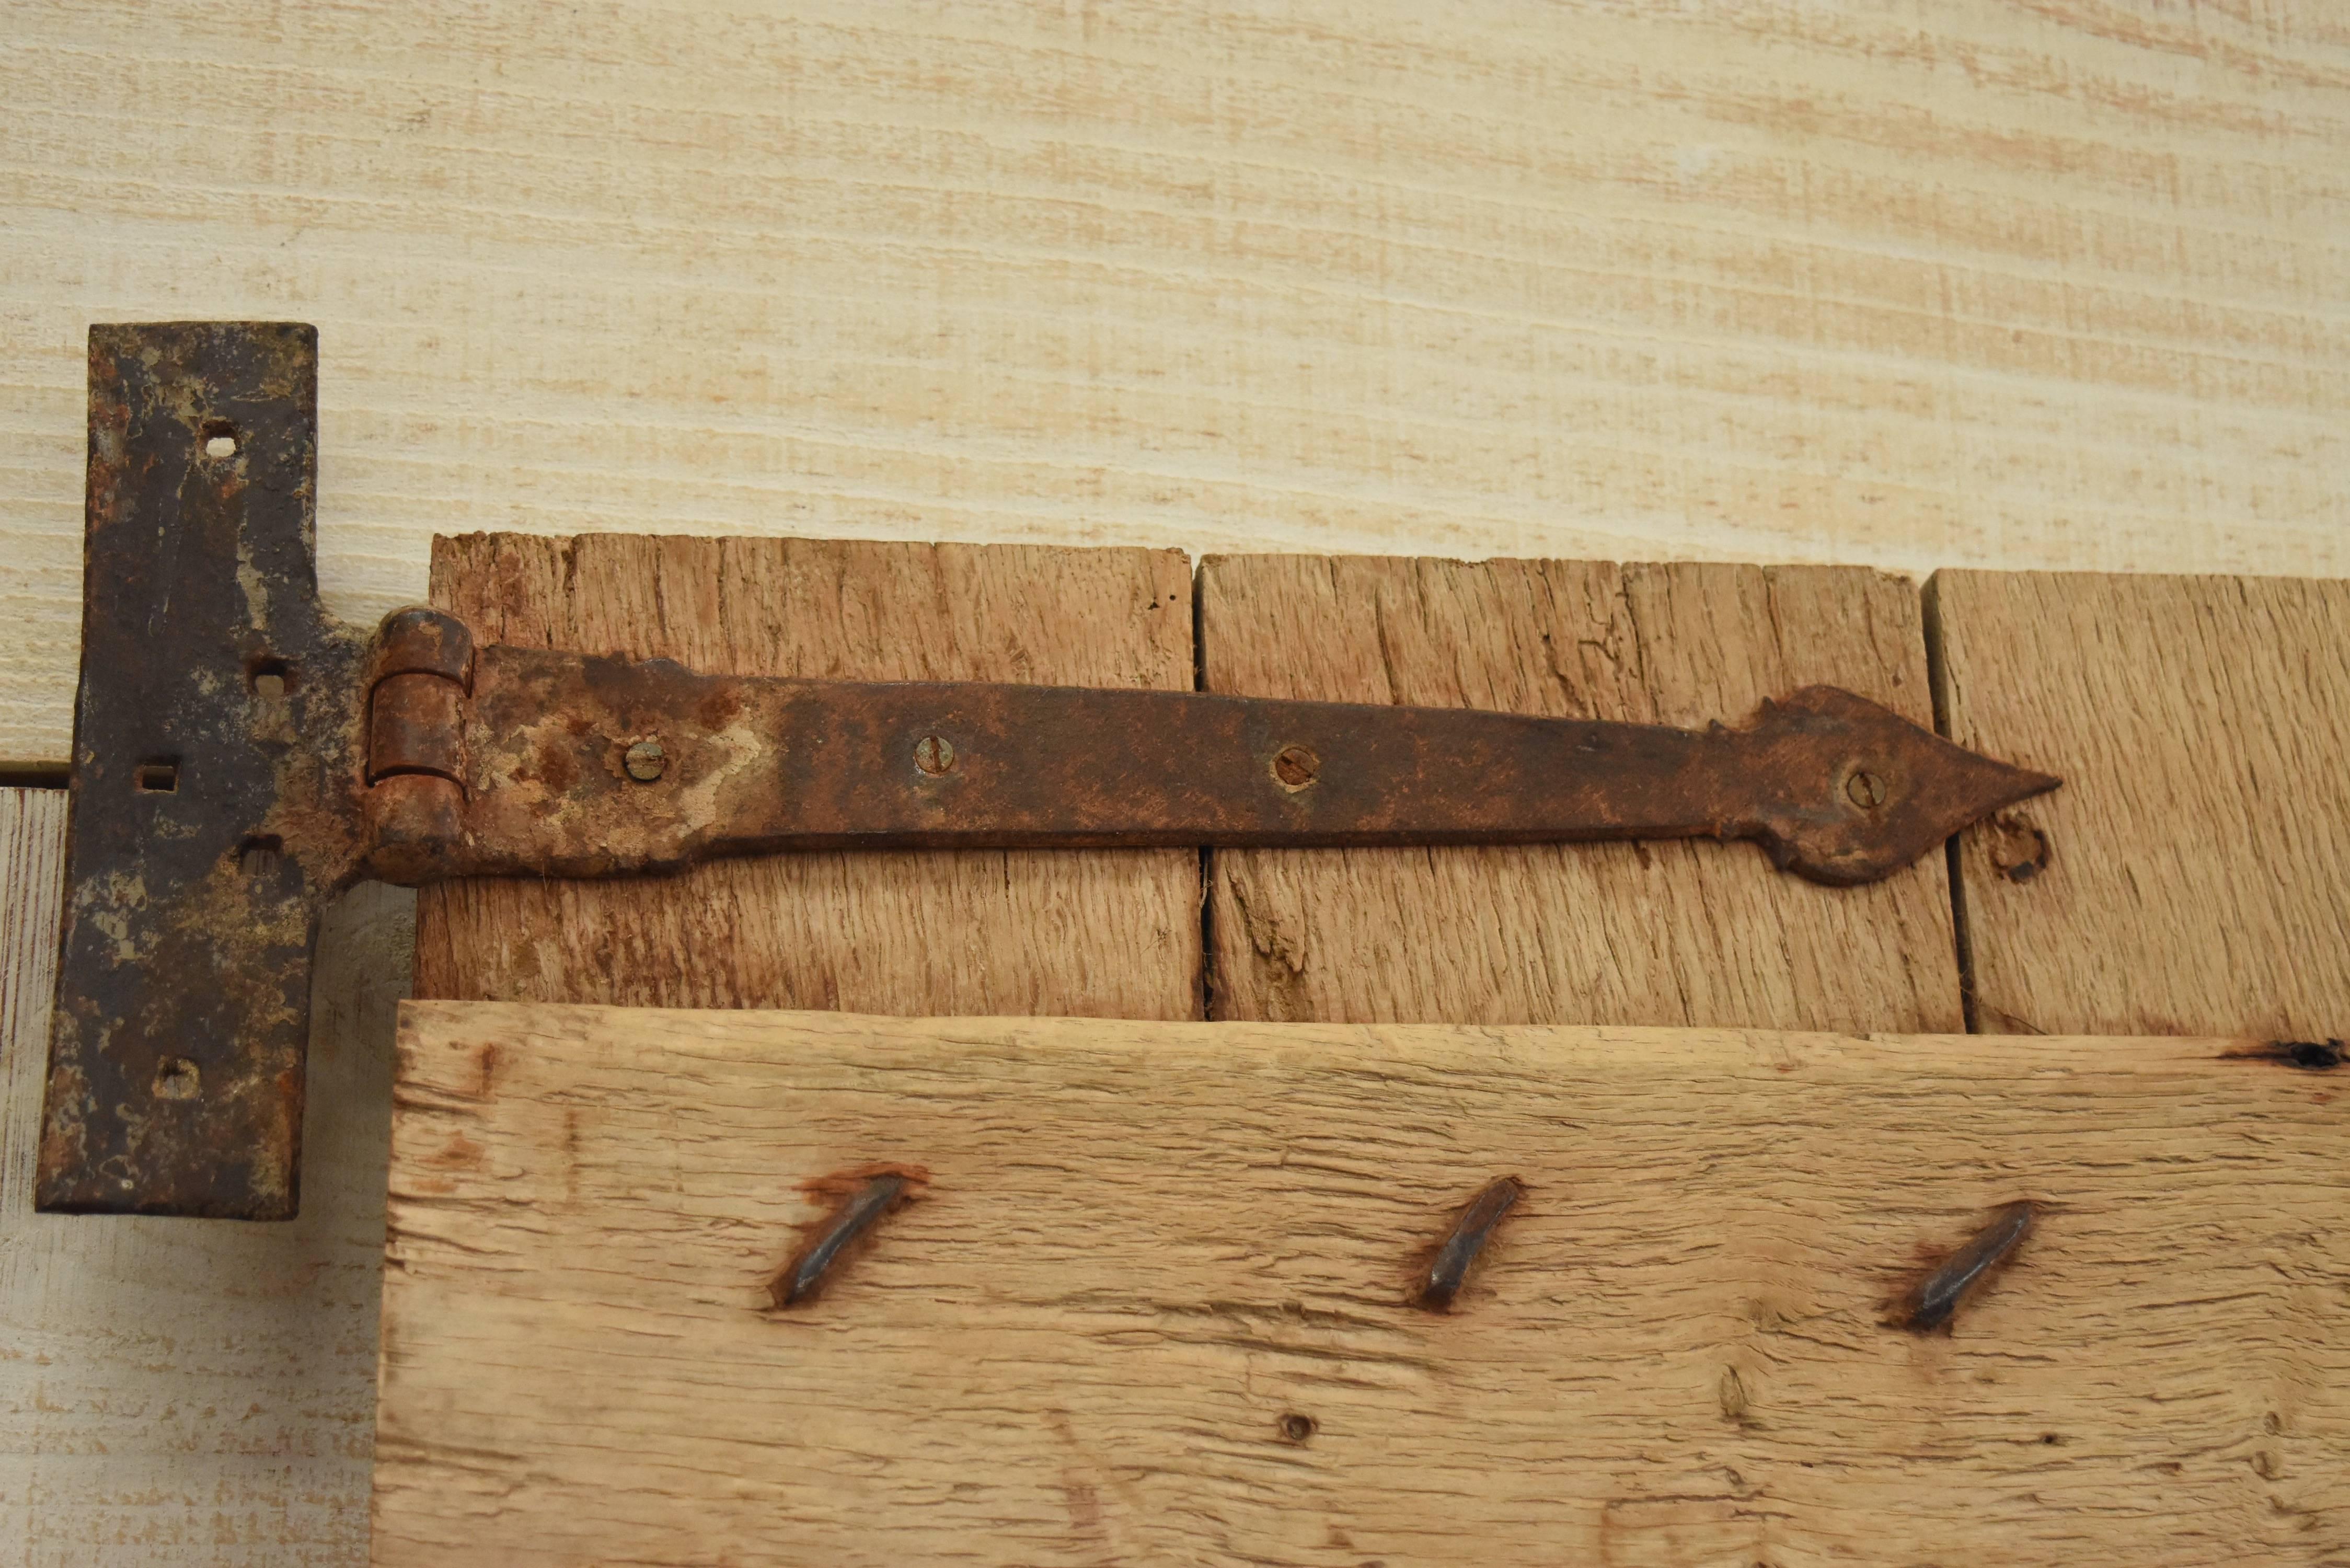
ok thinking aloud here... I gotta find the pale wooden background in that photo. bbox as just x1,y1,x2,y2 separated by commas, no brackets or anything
3,2,2347,1563
4,0,2349,763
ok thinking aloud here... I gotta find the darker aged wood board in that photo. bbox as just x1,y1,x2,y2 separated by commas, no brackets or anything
414,534,1201,1018
1929,571,2350,1039
419,540,1968,1032
1199,556,1965,1030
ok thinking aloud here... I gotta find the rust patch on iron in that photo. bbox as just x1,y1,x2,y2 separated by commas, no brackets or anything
531,727,580,794
400,660,2057,889
38,323,368,1219
695,683,744,732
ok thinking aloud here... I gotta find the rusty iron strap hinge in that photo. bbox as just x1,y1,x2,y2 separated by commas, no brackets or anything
39,323,2058,1220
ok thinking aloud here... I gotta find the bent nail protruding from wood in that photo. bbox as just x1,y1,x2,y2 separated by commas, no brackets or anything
1418,1176,1524,1312
770,1168,919,1308
1887,1200,2036,1333
2222,1039,2344,1071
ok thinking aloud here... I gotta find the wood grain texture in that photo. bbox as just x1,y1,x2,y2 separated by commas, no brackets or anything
0,789,410,1566
1931,571,2350,1038
412,533,1202,1018
1200,555,1965,1030
376,1002,2350,1567
7,1,2350,761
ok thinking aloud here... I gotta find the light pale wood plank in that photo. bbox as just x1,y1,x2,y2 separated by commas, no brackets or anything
1200,554,1965,1030
1930,571,2350,1037
375,1001,2350,1567
413,533,1202,1018
8,1,2350,761
0,788,411,1566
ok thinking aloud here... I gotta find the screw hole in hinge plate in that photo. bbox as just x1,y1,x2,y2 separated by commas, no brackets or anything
247,654,293,698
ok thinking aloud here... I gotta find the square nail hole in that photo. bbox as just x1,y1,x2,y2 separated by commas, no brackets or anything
134,760,178,793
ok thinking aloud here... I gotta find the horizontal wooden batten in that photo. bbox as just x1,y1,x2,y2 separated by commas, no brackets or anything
376,1004,2349,1567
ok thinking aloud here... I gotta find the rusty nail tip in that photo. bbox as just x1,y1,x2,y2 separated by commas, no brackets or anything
1419,1175,1524,1312
2222,1038,2343,1071
1888,1199,2036,1333
770,1171,914,1309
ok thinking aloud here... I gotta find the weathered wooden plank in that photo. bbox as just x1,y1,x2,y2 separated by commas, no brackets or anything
9,2,2350,763
375,1001,2349,1567
1198,555,1965,1030
413,534,1201,1017
0,788,407,1566
1930,571,2350,1037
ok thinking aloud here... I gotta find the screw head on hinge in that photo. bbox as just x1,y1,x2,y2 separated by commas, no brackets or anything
914,734,957,776
624,738,667,783
1272,744,1320,791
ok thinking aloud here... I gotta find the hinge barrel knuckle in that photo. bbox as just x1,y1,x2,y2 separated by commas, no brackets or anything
363,773,467,885
370,672,466,783
362,607,475,880
371,607,475,687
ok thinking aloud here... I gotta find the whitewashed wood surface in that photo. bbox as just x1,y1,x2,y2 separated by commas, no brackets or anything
0,792,414,1566
4,0,2348,760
